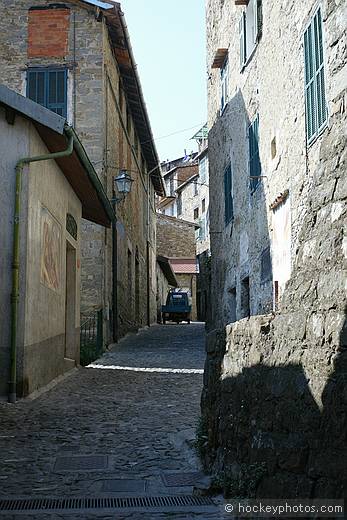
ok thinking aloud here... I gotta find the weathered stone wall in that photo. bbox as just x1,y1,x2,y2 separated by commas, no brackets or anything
157,214,197,258
207,0,347,330
0,0,159,342
202,0,347,499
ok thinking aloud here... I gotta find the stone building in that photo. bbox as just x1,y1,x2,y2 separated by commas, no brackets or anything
0,0,164,342
156,214,198,320
157,159,199,218
0,85,113,400
202,0,347,497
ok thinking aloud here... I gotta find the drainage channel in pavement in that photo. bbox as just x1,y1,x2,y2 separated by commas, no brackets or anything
0,495,217,515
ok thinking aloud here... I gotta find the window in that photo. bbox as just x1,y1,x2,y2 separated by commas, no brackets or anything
224,163,233,224
239,0,262,70
304,7,327,144
249,114,261,192
177,192,182,216
194,207,199,220
27,68,67,117
220,59,229,112
202,199,206,214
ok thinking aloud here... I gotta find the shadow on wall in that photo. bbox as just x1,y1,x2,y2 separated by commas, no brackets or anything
208,89,273,332
202,309,347,499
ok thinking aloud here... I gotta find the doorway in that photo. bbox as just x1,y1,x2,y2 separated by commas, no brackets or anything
65,241,77,360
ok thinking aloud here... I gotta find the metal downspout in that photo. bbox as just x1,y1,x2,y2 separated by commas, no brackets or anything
9,134,74,404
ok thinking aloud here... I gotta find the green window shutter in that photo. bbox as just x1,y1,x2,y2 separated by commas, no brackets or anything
304,8,327,143
27,70,45,106
239,12,246,68
47,70,67,117
27,68,67,118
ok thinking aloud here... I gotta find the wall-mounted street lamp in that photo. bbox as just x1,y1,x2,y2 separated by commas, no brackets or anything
110,169,134,204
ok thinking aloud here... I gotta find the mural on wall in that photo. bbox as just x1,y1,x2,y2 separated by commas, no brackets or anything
40,206,61,292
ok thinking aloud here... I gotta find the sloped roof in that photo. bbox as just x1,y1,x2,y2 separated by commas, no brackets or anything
100,2,164,195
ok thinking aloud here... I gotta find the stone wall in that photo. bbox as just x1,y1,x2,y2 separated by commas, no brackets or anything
202,0,347,499
0,0,159,343
157,214,197,258
206,0,347,330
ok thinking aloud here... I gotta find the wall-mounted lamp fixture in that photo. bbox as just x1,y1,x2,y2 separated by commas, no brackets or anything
110,170,134,204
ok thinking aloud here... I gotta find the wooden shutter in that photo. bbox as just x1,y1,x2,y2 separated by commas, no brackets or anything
313,9,327,130
27,68,67,118
239,12,246,68
304,8,327,143
47,70,67,117
27,70,45,106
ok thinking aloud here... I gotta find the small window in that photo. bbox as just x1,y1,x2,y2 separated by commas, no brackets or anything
224,163,233,224
202,199,206,214
27,68,67,117
304,7,327,144
249,114,261,192
194,207,199,220
220,59,229,112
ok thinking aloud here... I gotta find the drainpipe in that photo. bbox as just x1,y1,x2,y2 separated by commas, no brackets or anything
9,133,74,404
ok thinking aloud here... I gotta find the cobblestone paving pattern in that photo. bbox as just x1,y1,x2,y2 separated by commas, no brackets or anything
0,323,223,519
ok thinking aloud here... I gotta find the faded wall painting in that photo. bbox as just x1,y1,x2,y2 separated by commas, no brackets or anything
40,206,61,292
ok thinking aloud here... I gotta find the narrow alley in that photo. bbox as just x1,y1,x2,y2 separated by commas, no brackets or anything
0,324,221,519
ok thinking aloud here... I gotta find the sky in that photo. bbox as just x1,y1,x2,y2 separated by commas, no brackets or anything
120,0,207,163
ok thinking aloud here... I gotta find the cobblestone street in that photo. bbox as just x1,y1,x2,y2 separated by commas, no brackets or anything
0,323,222,519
